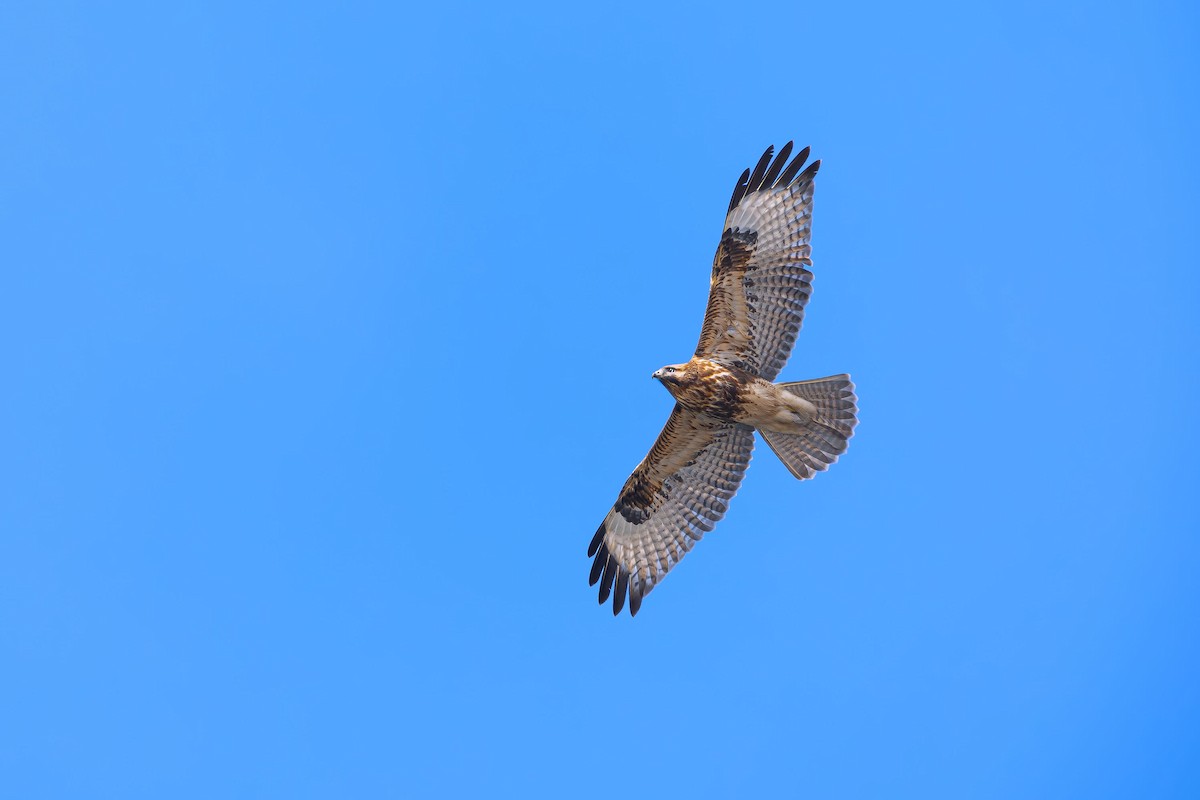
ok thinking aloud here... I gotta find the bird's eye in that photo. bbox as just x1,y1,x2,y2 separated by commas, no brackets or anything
666,367,676,373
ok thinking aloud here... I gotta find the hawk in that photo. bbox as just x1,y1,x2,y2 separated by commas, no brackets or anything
588,142,857,616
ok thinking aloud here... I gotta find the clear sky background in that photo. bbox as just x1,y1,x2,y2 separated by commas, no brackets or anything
2,1,1197,797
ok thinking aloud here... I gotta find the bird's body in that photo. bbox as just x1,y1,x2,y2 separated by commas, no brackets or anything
588,143,857,616
654,356,819,434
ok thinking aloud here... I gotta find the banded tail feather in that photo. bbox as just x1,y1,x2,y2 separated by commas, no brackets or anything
760,375,857,480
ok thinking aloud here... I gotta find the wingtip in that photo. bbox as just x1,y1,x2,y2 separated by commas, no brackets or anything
598,553,618,603
588,545,606,586
629,585,643,616
746,146,775,195
760,141,793,189
727,167,752,214
587,522,605,557
612,571,628,615
775,145,813,188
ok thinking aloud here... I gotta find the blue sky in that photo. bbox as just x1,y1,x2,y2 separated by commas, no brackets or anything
2,1,1197,797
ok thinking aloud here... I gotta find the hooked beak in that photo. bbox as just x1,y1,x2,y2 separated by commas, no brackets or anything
651,368,663,380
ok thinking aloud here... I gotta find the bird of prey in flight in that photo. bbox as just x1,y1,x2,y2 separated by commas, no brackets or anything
588,142,857,616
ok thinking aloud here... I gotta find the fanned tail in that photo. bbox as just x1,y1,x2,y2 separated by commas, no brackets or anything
759,374,857,480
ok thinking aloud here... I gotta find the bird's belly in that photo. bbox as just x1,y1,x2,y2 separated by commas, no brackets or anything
667,359,816,431
738,381,817,433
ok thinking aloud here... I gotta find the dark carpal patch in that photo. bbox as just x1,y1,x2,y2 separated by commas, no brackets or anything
715,229,757,278
615,475,657,523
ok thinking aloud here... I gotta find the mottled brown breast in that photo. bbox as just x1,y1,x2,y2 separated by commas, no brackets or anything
668,357,751,421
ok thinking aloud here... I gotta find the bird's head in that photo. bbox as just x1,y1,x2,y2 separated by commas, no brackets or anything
652,362,690,390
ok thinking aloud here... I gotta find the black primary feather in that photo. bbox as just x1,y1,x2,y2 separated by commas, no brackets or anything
797,159,821,184
759,141,793,189
728,143,818,216
726,168,751,214
745,145,774,194
589,546,606,585
628,583,643,616
776,145,812,187
587,523,605,558
612,572,629,615
598,554,618,603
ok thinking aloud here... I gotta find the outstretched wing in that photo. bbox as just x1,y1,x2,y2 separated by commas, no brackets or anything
588,406,755,616
695,142,820,381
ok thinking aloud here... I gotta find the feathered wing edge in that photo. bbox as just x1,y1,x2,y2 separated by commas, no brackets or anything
586,413,755,617
588,525,635,615
726,142,820,215
697,142,821,380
